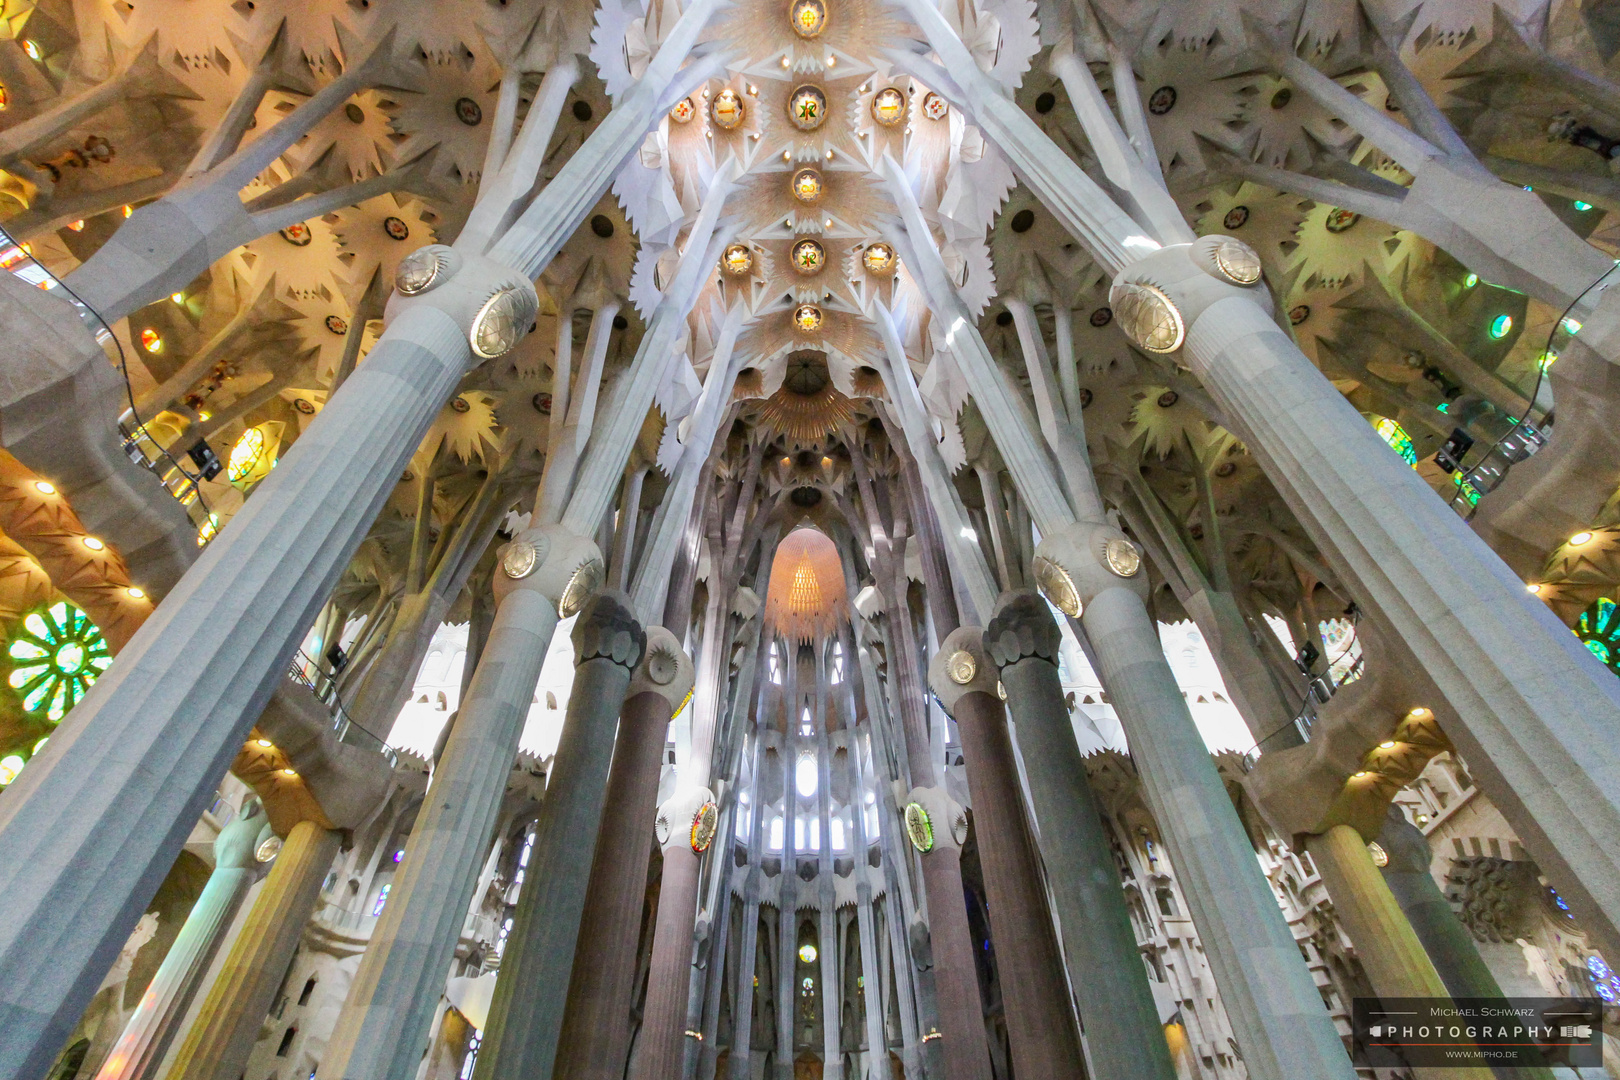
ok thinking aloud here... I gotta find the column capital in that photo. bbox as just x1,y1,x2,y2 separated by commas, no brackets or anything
627,626,694,718
983,590,1061,669
215,798,275,872
383,246,538,365
494,523,605,617
571,589,646,671
1030,520,1148,618
655,786,716,854
1108,237,1268,360
927,625,999,714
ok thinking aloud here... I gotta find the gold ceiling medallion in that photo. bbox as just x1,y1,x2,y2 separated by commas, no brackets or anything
871,87,906,126
789,85,828,131
1109,281,1185,354
862,243,897,275
721,243,753,276
791,167,824,203
790,0,827,37
793,304,823,332
921,91,949,121
711,88,744,130
791,238,826,275
669,97,696,124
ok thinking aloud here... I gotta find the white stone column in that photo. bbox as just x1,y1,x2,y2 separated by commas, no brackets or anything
1121,237,1620,963
0,11,721,1070
95,801,272,1080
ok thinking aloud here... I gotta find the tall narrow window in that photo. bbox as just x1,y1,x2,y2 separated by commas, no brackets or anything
297,976,316,1006
769,815,785,851
800,705,813,737
830,817,846,851
769,641,782,684
795,753,818,797
830,640,845,683
276,1027,297,1057
371,883,390,916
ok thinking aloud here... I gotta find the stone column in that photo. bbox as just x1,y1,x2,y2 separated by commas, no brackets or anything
627,785,713,1080
473,591,646,1080
981,591,1176,1080
321,528,600,1080
96,801,272,1080
926,629,1086,1079
1048,521,1355,1080
1306,825,1494,1080
161,818,342,1080
1377,810,1508,1000
0,9,720,1063
554,630,695,1080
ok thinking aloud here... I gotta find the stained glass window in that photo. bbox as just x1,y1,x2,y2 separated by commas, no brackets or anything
1374,417,1417,466
1576,598,1620,675
8,601,111,721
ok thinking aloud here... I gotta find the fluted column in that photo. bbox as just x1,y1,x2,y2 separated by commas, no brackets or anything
162,818,341,1080
554,630,695,1080
627,785,713,1080
96,801,272,1080
474,590,646,1080
320,529,603,1080
0,10,721,1066
926,629,1085,1079
982,591,1175,1080
1307,825,1494,1080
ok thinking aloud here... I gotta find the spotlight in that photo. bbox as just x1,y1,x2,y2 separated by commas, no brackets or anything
1570,531,1595,546
1527,583,1542,594
83,536,105,551
32,480,53,494
126,587,144,599
1378,740,1396,749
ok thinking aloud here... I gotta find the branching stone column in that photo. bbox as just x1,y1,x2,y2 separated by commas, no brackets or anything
474,591,646,1080
161,818,342,1080
1037,519,1356,1080
1115,237,1620,962
926,629,1085,1079
321,527,600,1080
95,801,273,1080
981,591,1175,1080
554,629,695,1080
627,784,714,1080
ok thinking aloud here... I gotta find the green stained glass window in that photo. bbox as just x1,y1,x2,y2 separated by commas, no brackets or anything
1577,598,1620,677
7,601,111,721
1374,417,1418,466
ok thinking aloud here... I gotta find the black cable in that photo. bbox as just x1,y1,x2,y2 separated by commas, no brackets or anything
24,237,215,526
1446,262,1619,514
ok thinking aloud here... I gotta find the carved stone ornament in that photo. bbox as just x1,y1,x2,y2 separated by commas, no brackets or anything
1109,281,1185,354
1103,537,1142,577
945,649,977,684
502,538,540,579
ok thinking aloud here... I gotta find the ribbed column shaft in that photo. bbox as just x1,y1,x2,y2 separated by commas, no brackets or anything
987,594,1175,1080
0,304,469,1080
321,588,560,1080
1307,825,1494,1080
553,689,673,1080
1084,586,1355,1080
162,820,341,1080
94,866,255,1080
628,842,702,1080
474,591,644,1080
948,688,1086,1078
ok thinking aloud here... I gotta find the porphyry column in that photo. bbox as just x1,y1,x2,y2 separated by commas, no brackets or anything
926,629,1086,1079
626,785,714,1080
161,818,341,1080
320,527,601,1080
553,629,695,1080
982,591,1176,1080
473,590,645,1080
96,801,273,1080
